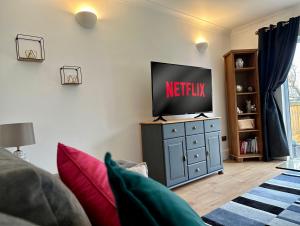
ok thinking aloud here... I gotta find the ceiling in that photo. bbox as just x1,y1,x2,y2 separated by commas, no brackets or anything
143,0,300,30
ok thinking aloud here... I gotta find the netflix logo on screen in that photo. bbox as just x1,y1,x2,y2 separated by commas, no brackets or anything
151,62,213,117
165,81,206,98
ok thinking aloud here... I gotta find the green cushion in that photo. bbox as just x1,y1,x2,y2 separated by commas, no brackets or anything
105,153,206,226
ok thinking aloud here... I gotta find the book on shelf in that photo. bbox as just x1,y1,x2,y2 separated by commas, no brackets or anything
240,137,258,154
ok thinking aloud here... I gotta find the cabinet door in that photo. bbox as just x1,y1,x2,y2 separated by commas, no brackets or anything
205,131,223,173
164,137,188,187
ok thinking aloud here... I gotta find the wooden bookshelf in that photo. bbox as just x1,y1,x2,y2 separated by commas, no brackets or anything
224,49,263,162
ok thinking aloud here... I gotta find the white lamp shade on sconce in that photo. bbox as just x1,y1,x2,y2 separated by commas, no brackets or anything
75,11,97,28
196,42,208,52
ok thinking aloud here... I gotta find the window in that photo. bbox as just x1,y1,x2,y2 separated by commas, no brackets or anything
285,37,300,158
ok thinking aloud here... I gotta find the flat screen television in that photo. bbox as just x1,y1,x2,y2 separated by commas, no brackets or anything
151,61,212,117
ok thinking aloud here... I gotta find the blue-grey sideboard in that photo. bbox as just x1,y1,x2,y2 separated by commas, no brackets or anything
141,117,223,188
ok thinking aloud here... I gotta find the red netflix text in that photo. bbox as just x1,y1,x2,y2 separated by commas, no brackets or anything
166,81,206,98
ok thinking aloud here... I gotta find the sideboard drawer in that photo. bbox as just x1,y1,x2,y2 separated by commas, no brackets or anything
186,134,205,150
185,121,204,135
188,161,207,179
204,119,220,133
187,147,206,164
163,123,185,139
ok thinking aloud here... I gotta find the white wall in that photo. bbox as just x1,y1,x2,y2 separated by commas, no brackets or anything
230,4,300,49
0,0,230,172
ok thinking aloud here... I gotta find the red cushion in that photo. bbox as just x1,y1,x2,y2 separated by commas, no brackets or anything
57,143,121,226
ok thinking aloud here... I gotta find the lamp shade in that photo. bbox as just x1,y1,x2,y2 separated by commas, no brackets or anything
0,123,35,148
196,42,208,52
75,11,97,28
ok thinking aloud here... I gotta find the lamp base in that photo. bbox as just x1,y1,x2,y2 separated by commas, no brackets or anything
14,149,27,161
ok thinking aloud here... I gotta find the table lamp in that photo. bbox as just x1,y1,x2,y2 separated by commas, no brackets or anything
0,122,35,160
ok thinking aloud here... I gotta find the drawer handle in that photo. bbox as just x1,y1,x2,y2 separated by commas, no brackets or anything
172,128,177,133
192,126,197,130
193,140,198,144
183,155,187,161
210,124,214,128
194,154,199,158
195,168,200,172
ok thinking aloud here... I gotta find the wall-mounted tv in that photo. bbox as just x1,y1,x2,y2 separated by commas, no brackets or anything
151,61,212,117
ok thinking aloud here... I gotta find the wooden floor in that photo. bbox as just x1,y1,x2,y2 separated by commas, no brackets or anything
174,160,283,216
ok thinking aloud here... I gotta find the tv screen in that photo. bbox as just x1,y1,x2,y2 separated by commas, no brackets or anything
151,62,212,117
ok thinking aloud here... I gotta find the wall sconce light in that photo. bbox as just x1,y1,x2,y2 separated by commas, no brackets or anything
75,9,98,28
196,42,208,52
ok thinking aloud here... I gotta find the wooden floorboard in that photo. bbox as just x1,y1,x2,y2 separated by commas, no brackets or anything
174,160,283,216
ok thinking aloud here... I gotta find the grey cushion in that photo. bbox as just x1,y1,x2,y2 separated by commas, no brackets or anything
0,212,39,226
0,148,91,226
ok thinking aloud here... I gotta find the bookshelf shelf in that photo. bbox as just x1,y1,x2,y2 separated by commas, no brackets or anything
232,154,263,162
60,66,82,85
240,153,262,157
17,57,44,62
238,129,260,133
238,113,259,116
224,49,263,162
235,67,256,72
15,34,45,62
236,92,257,96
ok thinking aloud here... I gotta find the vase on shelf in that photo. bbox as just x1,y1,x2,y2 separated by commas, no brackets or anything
235,58,244,68
246,100,252,113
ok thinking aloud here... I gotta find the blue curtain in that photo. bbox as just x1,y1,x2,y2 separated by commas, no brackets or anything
258,16,300,161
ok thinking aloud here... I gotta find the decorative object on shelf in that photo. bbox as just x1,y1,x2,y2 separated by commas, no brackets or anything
247,85,254,92
60,66,82,85
237,107,243,114
0,122,35,161
251,104,256,113
75,8,98,28
235,58,244,68
236,84,243,92
196,42,208,52
15,34,45,62
238,118,255,130
246,100,252,113
25,49,37,59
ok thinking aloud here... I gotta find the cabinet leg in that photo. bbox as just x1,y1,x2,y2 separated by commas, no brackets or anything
218,170,224,175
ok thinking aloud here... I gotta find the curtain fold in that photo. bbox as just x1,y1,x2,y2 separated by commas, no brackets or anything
258,16,300,161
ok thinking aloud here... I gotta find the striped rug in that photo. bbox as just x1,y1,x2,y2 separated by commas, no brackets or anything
203,171,300,226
